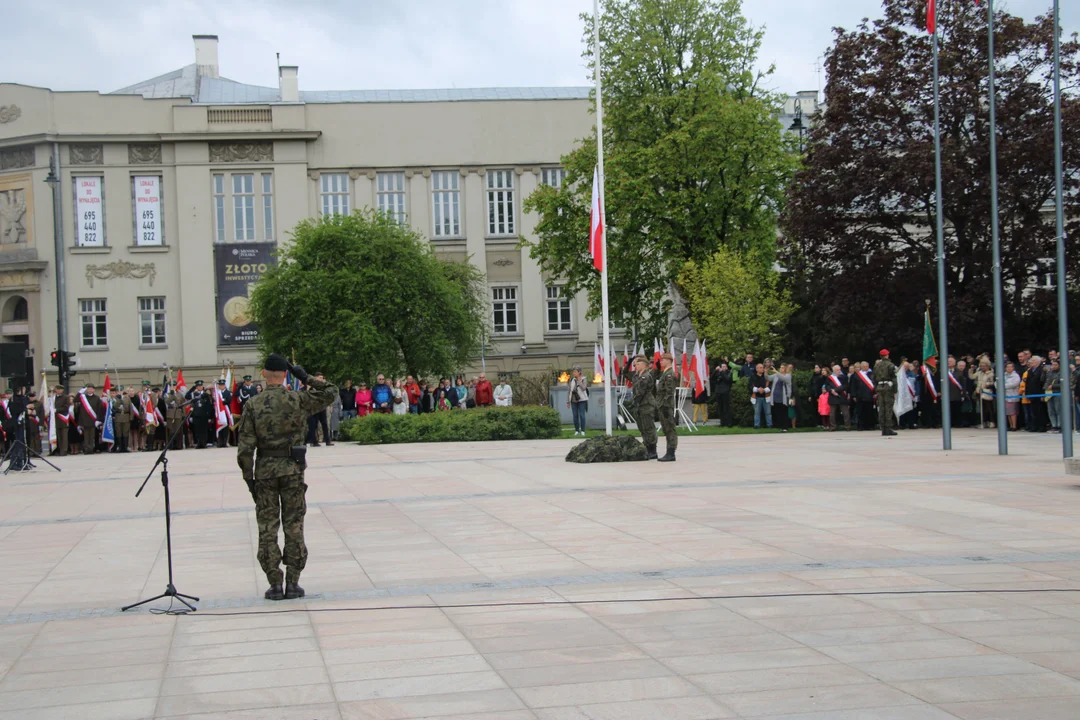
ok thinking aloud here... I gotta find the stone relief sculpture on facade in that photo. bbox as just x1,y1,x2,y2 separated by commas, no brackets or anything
208,142,273,163
0,147,34,171
128,143,163,164
0,189,28,245
0,106,21,124
86,261,156,288
69,144,104,165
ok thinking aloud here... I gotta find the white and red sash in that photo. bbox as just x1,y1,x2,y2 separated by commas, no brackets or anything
827,374,843,389
0,400,9,420
78,392,98,422
922,365,939,400
907,374,917,399
856,370,875,391
948,371,963,392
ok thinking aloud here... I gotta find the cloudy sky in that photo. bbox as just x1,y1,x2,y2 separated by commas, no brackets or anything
6,0,1077,97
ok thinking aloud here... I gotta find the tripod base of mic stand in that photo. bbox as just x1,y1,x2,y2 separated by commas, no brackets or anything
121,583,200,613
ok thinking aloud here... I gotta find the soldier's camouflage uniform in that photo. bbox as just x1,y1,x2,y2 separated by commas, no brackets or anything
874,356,898,432
237,376,337,586
656,366,679,452
632,367,658,448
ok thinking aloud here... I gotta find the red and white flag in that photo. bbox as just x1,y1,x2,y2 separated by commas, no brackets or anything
102,373,111,394
589,165,604,272
594,343,603,379
689,339,701,393
681,339,690,385
653,339,663,366
927,0,936,33
698,340,709,393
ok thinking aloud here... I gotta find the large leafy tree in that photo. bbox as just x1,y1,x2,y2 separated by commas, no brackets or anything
783,0,1080,360
679,248,796,360
524,0,798,340
249,211,487,381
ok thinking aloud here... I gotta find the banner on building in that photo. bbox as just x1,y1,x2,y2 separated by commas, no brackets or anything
133,176,163,246
74,176,104,247
215,243,276,346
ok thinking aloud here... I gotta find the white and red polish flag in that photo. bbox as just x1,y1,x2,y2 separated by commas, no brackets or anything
590,165,604,272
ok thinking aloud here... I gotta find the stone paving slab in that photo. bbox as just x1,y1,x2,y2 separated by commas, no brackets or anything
0,429,1079,718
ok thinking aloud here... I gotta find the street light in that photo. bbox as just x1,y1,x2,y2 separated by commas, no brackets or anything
788,102,806,153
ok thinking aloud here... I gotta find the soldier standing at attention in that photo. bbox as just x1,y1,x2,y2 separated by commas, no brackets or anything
52,385,70,456
874,349,898,437
237,354,336,601
631,355,659,460
656,352,679,462
114,387,133,453
164,376,186,449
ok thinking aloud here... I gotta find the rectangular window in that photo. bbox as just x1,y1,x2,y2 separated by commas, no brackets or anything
73,176,105,247
1036,259,1056,290
431,171,461,237
320,173,350,217
546,285,572,332
132,176,164,246
79,299,108,347
213,174,226,242
492,286,519,334
541,168,566,188
232,174,255,241
376,172,406,224
261,173,274,241
138,297,167,345
486,170,515,236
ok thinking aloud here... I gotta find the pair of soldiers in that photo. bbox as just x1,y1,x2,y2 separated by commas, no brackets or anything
631,352,679,462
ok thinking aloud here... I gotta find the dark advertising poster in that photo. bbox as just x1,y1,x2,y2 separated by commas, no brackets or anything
215,243,276,346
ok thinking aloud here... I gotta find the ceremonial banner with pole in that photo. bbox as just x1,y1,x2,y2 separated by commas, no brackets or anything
592,0,613,436
987,0,1008,455
1052,0,1072,456
928,0,952,450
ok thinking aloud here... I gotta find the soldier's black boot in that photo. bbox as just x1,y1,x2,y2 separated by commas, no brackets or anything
658,448,676,462
883,428,898,436
645,444,658,460
264,584,285,601
285,570,305,599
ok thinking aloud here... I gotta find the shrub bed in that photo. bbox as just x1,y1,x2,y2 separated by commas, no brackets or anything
340,406,562,445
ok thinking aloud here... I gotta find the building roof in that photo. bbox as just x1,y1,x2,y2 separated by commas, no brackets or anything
110,66,591,105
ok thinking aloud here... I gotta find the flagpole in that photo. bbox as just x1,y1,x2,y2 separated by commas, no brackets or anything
594,0,613,436
1052,0,1072,456
988,0,1008,455
932,21,952,451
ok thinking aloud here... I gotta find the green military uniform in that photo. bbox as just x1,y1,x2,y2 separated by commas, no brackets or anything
873,354,898,435
632,366,658,456
656,366,679,457
237,367,336,597
115,393,132,452
164,389,186,449
26,397,41,454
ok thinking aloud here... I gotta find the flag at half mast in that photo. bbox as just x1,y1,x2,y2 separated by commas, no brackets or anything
590,165,604,272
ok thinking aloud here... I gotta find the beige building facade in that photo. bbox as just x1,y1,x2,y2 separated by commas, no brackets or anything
0,35,620,386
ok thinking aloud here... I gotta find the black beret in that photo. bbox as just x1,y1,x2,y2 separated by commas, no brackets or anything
264,353,290,372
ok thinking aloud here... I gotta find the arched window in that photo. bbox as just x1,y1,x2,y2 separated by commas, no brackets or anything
12,298,27,321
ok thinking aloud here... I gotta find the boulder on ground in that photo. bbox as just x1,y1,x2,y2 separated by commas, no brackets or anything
566,434,648,463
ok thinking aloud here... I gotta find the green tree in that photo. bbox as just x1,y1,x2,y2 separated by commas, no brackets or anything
524,0,798,340
678,247,796,360
249,211,486,381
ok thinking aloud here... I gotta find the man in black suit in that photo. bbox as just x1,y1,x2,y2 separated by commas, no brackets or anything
826,364,851,431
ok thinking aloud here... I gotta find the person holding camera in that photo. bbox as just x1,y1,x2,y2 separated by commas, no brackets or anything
237,354,337,602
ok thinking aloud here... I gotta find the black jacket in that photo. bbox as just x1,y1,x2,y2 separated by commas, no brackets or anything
810,374,827,400
826,374,850,407
190,392,214,420
340,386,357,411
750,373,770,400
851,370,874,402
711,368,733,397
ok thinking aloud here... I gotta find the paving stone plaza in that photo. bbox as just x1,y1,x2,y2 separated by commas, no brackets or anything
2,431,1080,719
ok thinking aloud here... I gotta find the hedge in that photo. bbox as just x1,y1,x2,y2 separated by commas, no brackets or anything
340,406,562,445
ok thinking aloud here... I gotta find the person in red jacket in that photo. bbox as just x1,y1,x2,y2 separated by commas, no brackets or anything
474,373,494,407
404,375,422,414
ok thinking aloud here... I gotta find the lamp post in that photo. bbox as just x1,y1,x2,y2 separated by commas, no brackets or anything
788,103,806,153
45,150,69,393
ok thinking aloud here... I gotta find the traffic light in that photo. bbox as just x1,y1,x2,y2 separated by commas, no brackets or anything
50,350,76,379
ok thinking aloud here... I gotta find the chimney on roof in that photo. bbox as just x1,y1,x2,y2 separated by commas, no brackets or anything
279,65,299,102
193,35,219,78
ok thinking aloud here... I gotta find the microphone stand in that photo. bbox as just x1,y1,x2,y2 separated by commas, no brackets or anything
122,400,199,612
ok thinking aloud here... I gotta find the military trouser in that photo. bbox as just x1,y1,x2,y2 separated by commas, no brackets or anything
80,424,96,453
115,421,130,450
878,392,895,430
658,405,678,451
167,418,184,449
55,422,67,455
254,474,309,586
637,407,658,447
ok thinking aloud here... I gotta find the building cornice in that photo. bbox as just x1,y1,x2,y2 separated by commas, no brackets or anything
0,131,321,148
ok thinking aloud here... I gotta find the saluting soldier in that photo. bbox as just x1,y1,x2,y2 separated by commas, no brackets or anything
237,354,336,601
656,352,679,462
631,354,659,460
114,387,133,452
164,380,187,449
52,385,71,456
874,349,899,437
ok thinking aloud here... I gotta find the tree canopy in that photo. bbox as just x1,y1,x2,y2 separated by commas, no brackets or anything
524,0,798,341
679,248,796,360
783,0,1080,359
249,211,487,381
